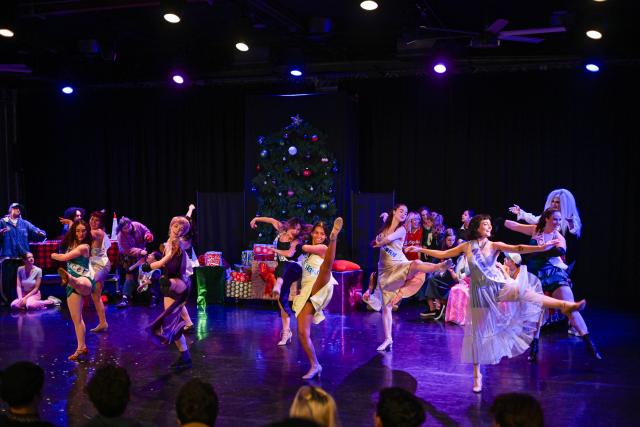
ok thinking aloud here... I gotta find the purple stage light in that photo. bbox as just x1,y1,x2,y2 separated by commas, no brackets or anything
290,69,303,77
585,63,600,72
172,74,185,84
61,86,74,94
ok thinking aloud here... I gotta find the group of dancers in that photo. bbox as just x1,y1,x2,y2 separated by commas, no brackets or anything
3,187,599,391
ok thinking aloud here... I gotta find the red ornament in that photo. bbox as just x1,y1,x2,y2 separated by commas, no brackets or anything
303,169,312,177
311,134,319,142
256,164,261,171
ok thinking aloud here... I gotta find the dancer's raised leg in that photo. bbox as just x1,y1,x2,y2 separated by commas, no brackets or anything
310,217,342,296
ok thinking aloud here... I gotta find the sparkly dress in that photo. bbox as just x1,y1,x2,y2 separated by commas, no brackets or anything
292,253,337,324
462,240,544,365
377,233,425,305
146,247,189,345
65,253,96,298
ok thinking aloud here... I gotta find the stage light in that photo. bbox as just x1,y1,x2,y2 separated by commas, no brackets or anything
360,1,379,11
0,28,14,38
433,63,447,74
235,42,249,52
586,30,603,40
61,86,74,94
172,74,184,84
585,63,600,72
290,69,303,77
164,13,180,23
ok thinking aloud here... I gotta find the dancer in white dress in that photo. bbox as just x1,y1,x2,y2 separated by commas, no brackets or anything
408,214,586,392
291,218,343,380
368,204,453,352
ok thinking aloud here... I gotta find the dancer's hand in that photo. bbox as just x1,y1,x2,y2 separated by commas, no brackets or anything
379,212,389,222
250,218,258,229
508,205,521,215
541,239,561,250
59,217,73,226
406,245,422,253
363,289,371,302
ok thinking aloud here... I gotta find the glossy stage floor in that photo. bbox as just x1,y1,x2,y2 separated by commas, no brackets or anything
0,300,637,427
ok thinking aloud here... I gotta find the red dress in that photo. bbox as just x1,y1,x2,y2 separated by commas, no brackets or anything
403,227,423,261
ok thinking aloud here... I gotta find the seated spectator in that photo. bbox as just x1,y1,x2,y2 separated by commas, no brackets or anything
10,252,58,311
374,387,424,427
490,393,544,427
84,364,152,427
176,379,219,427
289,386,338,427
0,361,56,427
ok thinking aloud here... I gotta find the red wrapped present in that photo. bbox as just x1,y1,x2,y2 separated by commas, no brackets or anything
253,244,275,261
204,251,222,266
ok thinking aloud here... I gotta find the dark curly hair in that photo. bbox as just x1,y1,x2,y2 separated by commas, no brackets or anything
376,387,425,427
535,208,560,234
85,364,131,418
61,219,93,251
176,379,219,426
0,361,44,408
467,214,492,240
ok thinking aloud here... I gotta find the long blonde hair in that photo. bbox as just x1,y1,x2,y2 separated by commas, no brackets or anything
543,189,581,237
289,386,339,427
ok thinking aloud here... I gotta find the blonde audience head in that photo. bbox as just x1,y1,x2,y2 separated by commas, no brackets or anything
289,386,339,427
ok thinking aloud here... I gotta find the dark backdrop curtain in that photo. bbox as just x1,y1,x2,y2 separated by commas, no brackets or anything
344,70,638,307
16,87,244,244
196,192,245,265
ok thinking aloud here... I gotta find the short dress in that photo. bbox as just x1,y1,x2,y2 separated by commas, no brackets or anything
65,254,96,298
462,240,543,365
526,231,572,293
377,235,425,305
90,235,111,283
292,253,337,324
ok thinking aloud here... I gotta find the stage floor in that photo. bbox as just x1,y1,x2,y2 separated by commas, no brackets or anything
0,300,637,427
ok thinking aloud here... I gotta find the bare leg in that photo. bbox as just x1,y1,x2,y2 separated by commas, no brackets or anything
59,269,92,297
67,293,87,357
276,300,292,345
520,287,586,317
298,302,319,373
473,364,482,393
181,306,193,327
408,259,444,275
90,281,108,332
377,304,393,351
310,217,342,296
552,286,588,335
272,277,284,297
26,295,54,310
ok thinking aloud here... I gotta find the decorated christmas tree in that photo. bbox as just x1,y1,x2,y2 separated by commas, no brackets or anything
251,114,338,244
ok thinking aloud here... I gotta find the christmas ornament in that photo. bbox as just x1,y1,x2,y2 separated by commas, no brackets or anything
303,169,312,177
287,190,295,197
305,153,311,159
332,166,338,173
279,140,285,146
307,209,312,214
311,134,319,142
256,164,261,171
321,157,328,163
260,149,269,158
251,186,257,192
288,146,298,156
303,133,308,139
257,136,265,145
291,114,303,126
278,192,283,197
309,186,314,191
320,203,328,210
283,133,289,139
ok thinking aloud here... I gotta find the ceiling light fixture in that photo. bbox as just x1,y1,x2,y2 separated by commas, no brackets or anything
586,30,603,40
235,42,249,52
433,63,447,74
61,86,74,94
0,28,14,38
585,63,600,72
360,1,379,11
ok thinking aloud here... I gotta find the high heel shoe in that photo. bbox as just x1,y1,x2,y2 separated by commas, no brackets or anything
581,333,603,360
302,364,322,380
472,373,483,393
68,347,88,361
377,338,393,351
277,329,292,346
561,299,586,317
90,323,108,333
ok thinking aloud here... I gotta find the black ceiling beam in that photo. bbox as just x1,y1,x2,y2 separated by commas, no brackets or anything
17,0,210,17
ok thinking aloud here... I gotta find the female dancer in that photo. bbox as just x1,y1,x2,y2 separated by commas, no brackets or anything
52,220,94,361
11,252,57,310
408,214,586,392
250,216,304,346
290,218,343,379
146,216,192,369
61,211,110,332
367,204,452,352
505,208,601,360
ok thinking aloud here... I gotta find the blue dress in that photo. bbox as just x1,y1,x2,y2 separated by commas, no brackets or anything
462,240,543,365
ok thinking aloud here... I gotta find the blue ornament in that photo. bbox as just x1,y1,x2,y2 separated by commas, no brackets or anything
288,146,298,156
283,133,289,139
281,210,287,215
320,203,328,210
284,167,291,173
251,186,257,192
260,149,269,158
332,166,338,173
296,202,303,208
303,133,308,139
257,136,265,145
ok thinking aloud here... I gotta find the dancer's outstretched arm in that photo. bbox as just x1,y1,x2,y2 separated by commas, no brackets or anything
372,227,405,248
492,240,562,254
249,216,282,231
301,244,327,257
504,220,536,236
51,244,90,262
407,242,467,260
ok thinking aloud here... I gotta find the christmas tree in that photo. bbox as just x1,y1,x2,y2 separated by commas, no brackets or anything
251,114,338,243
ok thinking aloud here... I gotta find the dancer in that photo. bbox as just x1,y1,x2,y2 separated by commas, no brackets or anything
179,204,197,333
408,214,586,392
291,218,343,379
51,220,94,361
420,228,459,320
59,206,85,238
249,216,304,346
505,208,601,360
367,204,452,352
145,216,192,370
10,252,57,310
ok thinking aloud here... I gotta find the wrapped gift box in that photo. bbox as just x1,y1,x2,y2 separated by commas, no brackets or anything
204,251,222,266
241,250,254,266
326,269,363,314
226,280,252,299
445,278,470,325
230,271,251,282
253,244,275,261
249,260,298,300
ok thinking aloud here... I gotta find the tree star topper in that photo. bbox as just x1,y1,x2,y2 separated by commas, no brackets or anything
291,114,304,126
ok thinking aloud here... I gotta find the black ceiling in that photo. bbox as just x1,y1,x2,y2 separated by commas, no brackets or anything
0,0,634,88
